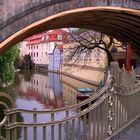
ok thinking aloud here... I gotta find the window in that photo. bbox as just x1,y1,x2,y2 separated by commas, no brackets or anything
46,35,49,40
36,45,38,49
57,35,62,40
42,35,49,41
37,52,38,57
42,36,46,41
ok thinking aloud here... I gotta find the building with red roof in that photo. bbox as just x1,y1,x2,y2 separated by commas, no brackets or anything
20,29,68,69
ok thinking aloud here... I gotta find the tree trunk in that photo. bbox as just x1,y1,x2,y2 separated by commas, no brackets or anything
95,46,113,66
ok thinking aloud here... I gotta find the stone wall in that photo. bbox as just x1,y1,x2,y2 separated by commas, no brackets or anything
0,0,140,52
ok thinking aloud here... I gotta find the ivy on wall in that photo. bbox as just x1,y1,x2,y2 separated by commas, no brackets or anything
0,44,20,83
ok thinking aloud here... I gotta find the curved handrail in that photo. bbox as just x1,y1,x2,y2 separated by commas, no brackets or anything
6,92,109,129
0,92,15,127
5,73,114,115
4,70,140,140
0,136,6,140
0,101,8,127
5,85,109,115
0,92,15,108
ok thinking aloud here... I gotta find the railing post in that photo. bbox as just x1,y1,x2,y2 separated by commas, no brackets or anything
66,110,69,140
43,126,46,140
6,113,10,140
24,127,28,140
87,103,92,140
12,113,17,140
78,108,81,140
51,112,54,140
33,108,37,140
0,127,1,138
72,119,75,140
58,123,62,140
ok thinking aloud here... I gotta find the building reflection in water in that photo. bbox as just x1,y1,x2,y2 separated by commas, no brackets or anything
17,71,78,110
1,71,96,140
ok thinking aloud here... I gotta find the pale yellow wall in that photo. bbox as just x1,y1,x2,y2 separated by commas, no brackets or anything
61,41,107,82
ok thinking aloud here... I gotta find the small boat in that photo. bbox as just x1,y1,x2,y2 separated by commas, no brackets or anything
76,88,95,93
76,93,90,101
76,87,94,102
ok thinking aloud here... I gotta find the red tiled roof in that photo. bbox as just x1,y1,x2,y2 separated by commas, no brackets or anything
27,39,41,45
25,29,69,45
47,29,68,35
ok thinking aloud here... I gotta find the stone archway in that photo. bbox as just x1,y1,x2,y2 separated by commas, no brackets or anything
0,6,140,52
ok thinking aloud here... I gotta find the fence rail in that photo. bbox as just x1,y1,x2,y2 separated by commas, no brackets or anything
0,62,140,140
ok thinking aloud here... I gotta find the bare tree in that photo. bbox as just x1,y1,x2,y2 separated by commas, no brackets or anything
63,29,123,67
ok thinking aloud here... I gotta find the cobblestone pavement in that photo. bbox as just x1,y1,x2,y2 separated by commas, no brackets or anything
112,118,140,140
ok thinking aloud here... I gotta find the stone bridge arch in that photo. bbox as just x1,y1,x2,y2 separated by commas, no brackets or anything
0,0,140,52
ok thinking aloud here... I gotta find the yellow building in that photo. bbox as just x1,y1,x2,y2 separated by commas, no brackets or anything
60,31,126,82
61,32,108,83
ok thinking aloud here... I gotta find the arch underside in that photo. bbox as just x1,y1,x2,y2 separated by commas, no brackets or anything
0,7,140,53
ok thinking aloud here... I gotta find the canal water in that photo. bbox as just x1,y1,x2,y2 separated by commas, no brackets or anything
0,70,96,140
1,70,96,109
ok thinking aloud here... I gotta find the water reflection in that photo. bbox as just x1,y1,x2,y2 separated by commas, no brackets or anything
14,70,96,110
0,71,96,140
15,71,66,109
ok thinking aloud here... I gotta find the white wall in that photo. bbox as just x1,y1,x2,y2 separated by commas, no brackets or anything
20,40,63,67
19,41,28,58
27,42,49,65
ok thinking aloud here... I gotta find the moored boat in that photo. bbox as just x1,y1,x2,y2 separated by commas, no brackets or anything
76,87,94,102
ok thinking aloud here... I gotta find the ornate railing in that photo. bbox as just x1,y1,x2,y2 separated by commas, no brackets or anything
108,87,140,139
110,62,140,95
0,63,140,140
106,62,140,139
0,73,114,140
